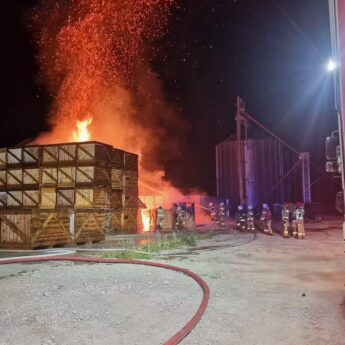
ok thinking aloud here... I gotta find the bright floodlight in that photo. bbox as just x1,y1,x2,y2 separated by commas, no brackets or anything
326,59,337,72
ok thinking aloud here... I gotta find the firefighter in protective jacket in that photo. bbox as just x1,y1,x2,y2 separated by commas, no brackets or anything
281,203,290,238
209,202,218,224
295,202,305,239
246,205,255,231
175,204,185,229
156,206,164,231
261,203,273,235
218,202,225,227
236,205,246,231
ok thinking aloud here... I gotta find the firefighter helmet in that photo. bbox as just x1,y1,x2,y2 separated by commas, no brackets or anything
238,205,243,211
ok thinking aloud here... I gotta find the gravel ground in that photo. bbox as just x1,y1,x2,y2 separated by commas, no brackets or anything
0,222,344,345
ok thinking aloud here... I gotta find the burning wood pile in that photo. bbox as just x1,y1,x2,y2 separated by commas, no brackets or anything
0,141,138,249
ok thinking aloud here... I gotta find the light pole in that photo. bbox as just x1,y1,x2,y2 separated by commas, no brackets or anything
328,0,345,248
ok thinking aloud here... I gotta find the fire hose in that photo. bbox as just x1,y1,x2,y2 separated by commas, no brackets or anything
0,256,210,345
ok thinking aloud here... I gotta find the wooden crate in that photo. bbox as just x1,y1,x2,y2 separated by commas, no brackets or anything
7,148,22,165
40,188,56,209
7,169,22,186
58,144,77,163
23,146,40,165
110,190,122,209
56,189,75,207
23,168,40,185
42,145,59,165
111,148,125,168
124,152,138,171
123,170,138,192
123,208,138,231
7,191,23,207
122,193,138,208
0,212,31,248
0,148,6,168
57,167,76,187
73,211,107,243
31,210,72,248
77,142,108,164
23,190,39,208
111,168,124,189
41,167,58,185
75,188,110,208
111,211,123,230
76,166,111,185
0,170,6,188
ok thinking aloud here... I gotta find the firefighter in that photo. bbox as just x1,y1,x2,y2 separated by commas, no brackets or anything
295,202,305,239
281,203,290,238
246,205,255,231
209,202,218,224
261,203,273,235
235,205,246,231
175,204,185,229
218,202,225,227
156,206,164,231
291,204,298,238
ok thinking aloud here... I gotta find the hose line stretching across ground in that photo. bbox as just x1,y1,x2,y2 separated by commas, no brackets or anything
0,256,210,345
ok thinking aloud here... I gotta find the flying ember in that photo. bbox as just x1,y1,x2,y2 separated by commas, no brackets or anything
72,118,93,142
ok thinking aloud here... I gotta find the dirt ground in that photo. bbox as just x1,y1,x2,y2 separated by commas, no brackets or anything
0,220,345,345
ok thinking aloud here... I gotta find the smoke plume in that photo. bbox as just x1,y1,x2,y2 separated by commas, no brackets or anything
29,0,187,194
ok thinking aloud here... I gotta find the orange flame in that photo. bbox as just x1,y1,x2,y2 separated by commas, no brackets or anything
72,118,93,142
141,209,150,232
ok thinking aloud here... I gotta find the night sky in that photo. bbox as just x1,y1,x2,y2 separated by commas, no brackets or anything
0,0,340,202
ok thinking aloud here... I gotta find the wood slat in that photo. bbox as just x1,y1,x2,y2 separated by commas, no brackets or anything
56,189,75,207
23,147,40,165
7,169,23,186
41,168,58,185
111,168,124,189
76,166,111,185
23,168,40,185
0,149,6,168
31,212,72,247
0,170,6,188
0,192,7,207
57,167,76,187
58,144,76,162
7,191,23,207
74,212,106,243
42,146,58,164
40,188,56,209
75,188,111,208
0,213,30,244
7,148,22,165
23,190,39,207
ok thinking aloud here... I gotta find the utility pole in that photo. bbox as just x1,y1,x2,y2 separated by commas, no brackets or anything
328,0,345,247
300,152,311,204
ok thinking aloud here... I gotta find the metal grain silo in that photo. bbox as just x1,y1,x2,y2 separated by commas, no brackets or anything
216,136,302,208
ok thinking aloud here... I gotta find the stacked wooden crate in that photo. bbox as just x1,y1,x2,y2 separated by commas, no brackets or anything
0,142,138,249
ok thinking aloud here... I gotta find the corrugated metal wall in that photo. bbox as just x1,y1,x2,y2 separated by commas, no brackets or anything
216,138,301,207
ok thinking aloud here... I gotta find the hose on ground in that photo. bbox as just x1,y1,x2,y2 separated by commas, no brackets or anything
0,256,210,345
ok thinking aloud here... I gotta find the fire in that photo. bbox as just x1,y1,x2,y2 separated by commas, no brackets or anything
72,118,93,142
141,209,150,232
